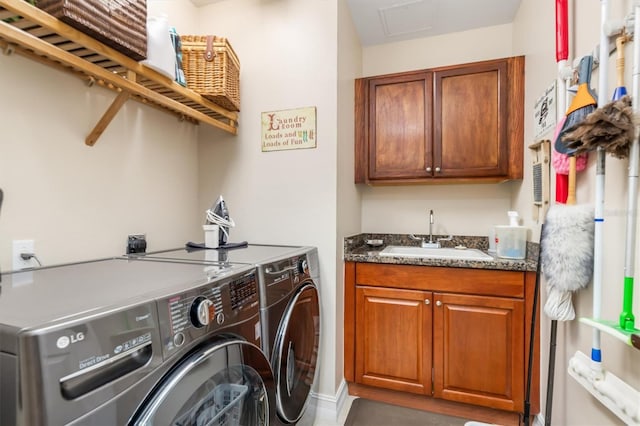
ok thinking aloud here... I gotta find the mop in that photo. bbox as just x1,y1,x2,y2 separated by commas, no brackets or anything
541,51,601,426
542,107,595,425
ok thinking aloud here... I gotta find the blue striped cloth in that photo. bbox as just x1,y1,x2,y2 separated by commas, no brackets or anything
169,27,187,87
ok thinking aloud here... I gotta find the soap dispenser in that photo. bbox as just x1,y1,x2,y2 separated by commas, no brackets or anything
494,211,527,259
508,211,519,227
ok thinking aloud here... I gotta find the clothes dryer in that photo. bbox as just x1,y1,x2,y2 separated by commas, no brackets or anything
127,244,322,425
0,258,278,425
256,247,321,426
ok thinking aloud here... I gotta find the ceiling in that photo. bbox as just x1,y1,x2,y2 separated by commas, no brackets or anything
187,0,523,47
346,0,523,46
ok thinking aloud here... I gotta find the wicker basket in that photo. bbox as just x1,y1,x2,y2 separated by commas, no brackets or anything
181,35,240,111
37,0,147,61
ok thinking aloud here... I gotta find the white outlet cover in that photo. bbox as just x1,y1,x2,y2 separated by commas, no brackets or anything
12,239,34,271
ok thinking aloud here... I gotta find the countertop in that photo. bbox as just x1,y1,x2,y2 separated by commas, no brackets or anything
344,233,538,272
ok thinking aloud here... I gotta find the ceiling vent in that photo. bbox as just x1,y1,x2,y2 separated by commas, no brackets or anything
378,0,436,37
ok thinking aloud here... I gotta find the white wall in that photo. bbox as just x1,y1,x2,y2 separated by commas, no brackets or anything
0,0,202,271
193,0,342,403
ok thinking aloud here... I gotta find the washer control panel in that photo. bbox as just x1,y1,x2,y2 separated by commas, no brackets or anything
261,254,311,305
156,267,259,358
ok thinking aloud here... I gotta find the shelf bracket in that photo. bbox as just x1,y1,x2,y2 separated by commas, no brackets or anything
85,89,130,146
3,42,15,55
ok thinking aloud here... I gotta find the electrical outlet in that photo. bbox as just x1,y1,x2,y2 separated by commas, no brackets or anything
12,239,34,271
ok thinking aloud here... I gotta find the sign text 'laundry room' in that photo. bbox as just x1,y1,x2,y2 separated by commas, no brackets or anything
261,106,317,152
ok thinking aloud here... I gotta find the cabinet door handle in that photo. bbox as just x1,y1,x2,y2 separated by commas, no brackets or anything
435,167,441,173
426,167,432,172
436,301,442,307
424,299,430,305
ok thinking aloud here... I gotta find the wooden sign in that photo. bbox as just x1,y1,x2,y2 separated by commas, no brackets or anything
261,106,317,152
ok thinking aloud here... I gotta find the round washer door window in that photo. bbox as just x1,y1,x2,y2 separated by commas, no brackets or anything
273,282,321,423
131,338,275,426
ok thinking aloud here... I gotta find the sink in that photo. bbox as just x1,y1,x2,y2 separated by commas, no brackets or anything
379,246,494,261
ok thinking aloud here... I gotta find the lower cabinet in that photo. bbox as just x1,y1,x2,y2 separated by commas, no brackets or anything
432,292,524,411
355,286,433,395
345,262,538,418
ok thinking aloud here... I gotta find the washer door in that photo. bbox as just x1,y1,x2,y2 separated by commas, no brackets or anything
130,337,275,426
272,282,320,423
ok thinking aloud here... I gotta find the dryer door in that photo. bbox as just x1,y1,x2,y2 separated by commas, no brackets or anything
272,282,321,423
130,337,276,426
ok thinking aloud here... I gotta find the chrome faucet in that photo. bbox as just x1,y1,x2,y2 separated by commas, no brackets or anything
428,209,435,244
409,209,453,248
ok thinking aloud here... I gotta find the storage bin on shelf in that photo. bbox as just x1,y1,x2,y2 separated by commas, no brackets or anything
36,0,148,61
181,35,240,111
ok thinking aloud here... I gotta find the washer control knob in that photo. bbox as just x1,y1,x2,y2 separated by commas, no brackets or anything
298,258,308,274
190,296,214,328
173,332,185,347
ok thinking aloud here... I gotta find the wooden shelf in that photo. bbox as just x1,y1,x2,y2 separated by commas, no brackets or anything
0,0,238,145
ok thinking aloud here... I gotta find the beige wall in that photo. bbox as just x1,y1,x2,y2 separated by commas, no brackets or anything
193,0,342,405
0,1,201,271
359,25,518,239
513,0,640,425
356,0,640,424
337,0,363,399
3,0,640,424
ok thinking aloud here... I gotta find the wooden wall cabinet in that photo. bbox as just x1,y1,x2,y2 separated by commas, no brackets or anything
344,262,538,421
355,56,524,184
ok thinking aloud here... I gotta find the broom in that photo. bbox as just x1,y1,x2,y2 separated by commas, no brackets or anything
555,55,598,153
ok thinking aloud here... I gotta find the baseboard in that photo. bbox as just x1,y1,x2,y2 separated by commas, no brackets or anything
313,379,349,424
534,413,545,426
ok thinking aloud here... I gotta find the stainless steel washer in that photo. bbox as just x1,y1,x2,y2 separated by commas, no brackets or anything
0,258,278,426
127,245,322,425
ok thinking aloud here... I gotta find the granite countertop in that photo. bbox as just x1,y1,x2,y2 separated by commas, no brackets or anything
344,233,538,272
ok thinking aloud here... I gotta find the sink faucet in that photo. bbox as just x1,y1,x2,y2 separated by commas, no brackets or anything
428,209,435,244
409,209,453,248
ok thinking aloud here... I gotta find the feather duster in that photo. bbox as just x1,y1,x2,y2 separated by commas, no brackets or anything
561,95,635,158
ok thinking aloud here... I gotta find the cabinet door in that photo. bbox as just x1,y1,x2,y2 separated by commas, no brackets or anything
355,285,432,395
434,61,508,177
367,72,433,181
432,292,524,412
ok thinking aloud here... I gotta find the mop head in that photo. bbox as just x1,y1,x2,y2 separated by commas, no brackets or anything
544,285,575,321
541,204,594,292
561,95,635,158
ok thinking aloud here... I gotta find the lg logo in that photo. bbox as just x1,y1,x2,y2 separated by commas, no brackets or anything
56,332,85,349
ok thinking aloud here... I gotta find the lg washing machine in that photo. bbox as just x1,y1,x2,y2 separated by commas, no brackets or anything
0,257,279,425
